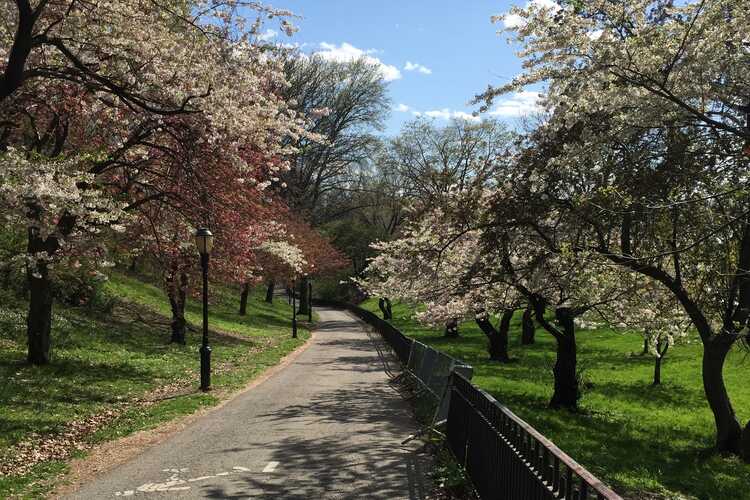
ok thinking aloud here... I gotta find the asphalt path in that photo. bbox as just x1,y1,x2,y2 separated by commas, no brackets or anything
66,308,431,499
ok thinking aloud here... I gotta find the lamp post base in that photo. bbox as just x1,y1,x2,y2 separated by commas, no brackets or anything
200,344,212,391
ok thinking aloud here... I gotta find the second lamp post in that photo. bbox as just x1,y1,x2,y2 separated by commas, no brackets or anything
195,228,214,392
291,275,298,339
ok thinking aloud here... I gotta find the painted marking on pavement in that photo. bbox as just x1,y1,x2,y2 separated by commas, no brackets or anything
116,464,260,496
187,475,215,482
262,461,280,473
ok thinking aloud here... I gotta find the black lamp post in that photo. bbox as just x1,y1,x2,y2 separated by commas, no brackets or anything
291,276,298,339
307,278,312,323
195,228,214,392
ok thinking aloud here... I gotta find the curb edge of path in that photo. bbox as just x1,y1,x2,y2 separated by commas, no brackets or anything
51,326,319,499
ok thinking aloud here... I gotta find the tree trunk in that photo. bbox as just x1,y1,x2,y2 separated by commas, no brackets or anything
168,272,188,345
550,308,578,409
703,338,742,453
378,298,392,320
653,341,668,386
385,298,393,319
239,282,250,316
297,276,310,316
27,259,53,365
521,305,535,345
265,280,275,303
641,337,649,356
444,318,459,338
475,310,512,362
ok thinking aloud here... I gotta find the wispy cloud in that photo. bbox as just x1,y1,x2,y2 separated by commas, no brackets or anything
257,29,277,41
487,91,543,117
315,42,402,81
412,108,480,122
404,61,432,75
394,103,411,112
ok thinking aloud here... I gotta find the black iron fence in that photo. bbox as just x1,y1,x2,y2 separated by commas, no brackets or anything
312,300,621,500
448,372,621,500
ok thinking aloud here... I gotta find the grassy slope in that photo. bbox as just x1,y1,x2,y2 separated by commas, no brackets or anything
361,299,750,500
0,273,309,498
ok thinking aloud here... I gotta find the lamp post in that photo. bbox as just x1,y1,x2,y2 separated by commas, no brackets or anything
291,275,298,339
307,278,312,323
195,228,214,392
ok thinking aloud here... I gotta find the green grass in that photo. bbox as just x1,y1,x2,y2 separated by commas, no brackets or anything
0,272,309,499
361,299,750,500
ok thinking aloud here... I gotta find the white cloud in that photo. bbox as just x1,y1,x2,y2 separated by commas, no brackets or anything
315,42,402,81
502,0,560,29
412,108,480,122
257,29,277,41
394,103,410,112
487,91,543,118
404,61,432,75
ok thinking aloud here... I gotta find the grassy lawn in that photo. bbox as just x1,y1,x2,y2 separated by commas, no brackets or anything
0,272,309,499
361,299,750,500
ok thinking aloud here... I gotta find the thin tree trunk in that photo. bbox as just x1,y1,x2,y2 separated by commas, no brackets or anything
641,337,649,356
239,282,250,316
385,298,393,319
703,338,742,453
27,259,53,365
444,318,459,338
653,341,668,386
521,305,535,345
168,271,188,345
265,280,275,303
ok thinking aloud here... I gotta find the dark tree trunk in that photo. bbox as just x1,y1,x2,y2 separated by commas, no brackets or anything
265,280,275,303
642,337,649,356
239,282,250,316
168,272,188,345
27,259,53,365
550,308,578,409
653,340,668,386
703,338,742,453
297,276,310,316
475,310,513,362
444,318,459,338
521,305,535,345
378,298,392,320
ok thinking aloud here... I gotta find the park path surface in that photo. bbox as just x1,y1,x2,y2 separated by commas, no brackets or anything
65,308,431,500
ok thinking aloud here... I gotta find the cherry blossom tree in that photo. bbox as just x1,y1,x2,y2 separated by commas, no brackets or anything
1,0,307,363
481,0,750,455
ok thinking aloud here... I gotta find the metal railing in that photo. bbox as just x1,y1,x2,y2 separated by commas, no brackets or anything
448,372,622,500
312,299,621,500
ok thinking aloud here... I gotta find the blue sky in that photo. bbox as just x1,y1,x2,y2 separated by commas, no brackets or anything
261,1,542,135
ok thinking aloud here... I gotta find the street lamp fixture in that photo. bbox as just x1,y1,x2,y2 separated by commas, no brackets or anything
195,227,214,392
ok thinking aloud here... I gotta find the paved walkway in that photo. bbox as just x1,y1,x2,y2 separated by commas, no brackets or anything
66,308,430,499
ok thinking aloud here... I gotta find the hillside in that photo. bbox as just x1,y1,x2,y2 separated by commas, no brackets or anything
0,273,310,498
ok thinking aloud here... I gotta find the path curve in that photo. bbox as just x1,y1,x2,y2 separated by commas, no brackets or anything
65,308,430,499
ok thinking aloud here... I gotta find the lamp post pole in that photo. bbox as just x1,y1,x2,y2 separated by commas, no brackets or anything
195,227,213,392
292,276,298,339
200,252,211,391
308,279,312,323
